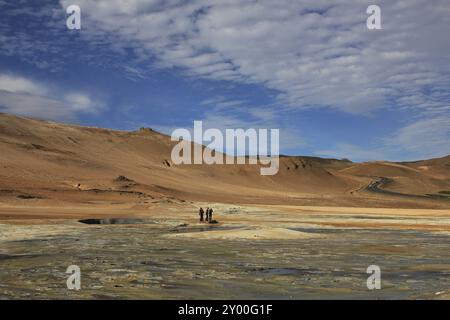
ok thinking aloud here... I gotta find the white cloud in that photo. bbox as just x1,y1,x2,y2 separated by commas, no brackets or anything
201,96,245,111
386,116,450,159
57,0,450,116
317,116,450,161
64,92,101,113
0,73,103,120
0,74,47,95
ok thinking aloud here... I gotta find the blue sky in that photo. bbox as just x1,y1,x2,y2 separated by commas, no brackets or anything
0,0,449,161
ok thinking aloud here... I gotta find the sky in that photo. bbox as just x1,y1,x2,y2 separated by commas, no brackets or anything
0,0,449,162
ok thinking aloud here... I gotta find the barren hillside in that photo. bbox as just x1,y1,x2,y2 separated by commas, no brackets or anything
0,112,449,208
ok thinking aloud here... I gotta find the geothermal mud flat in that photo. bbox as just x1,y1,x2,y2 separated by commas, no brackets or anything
0,203,449,299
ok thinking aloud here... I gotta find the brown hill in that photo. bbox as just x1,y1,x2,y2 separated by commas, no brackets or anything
340,159,450,196
0,112,449,208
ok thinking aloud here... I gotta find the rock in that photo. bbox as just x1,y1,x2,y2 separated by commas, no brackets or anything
114,175,133,182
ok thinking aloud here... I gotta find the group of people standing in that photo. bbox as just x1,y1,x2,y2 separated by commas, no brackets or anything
199,207,214,222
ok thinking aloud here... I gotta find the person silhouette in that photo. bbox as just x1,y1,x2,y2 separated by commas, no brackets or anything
205,207,210,222
199,207,204,222
208,208,213,222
